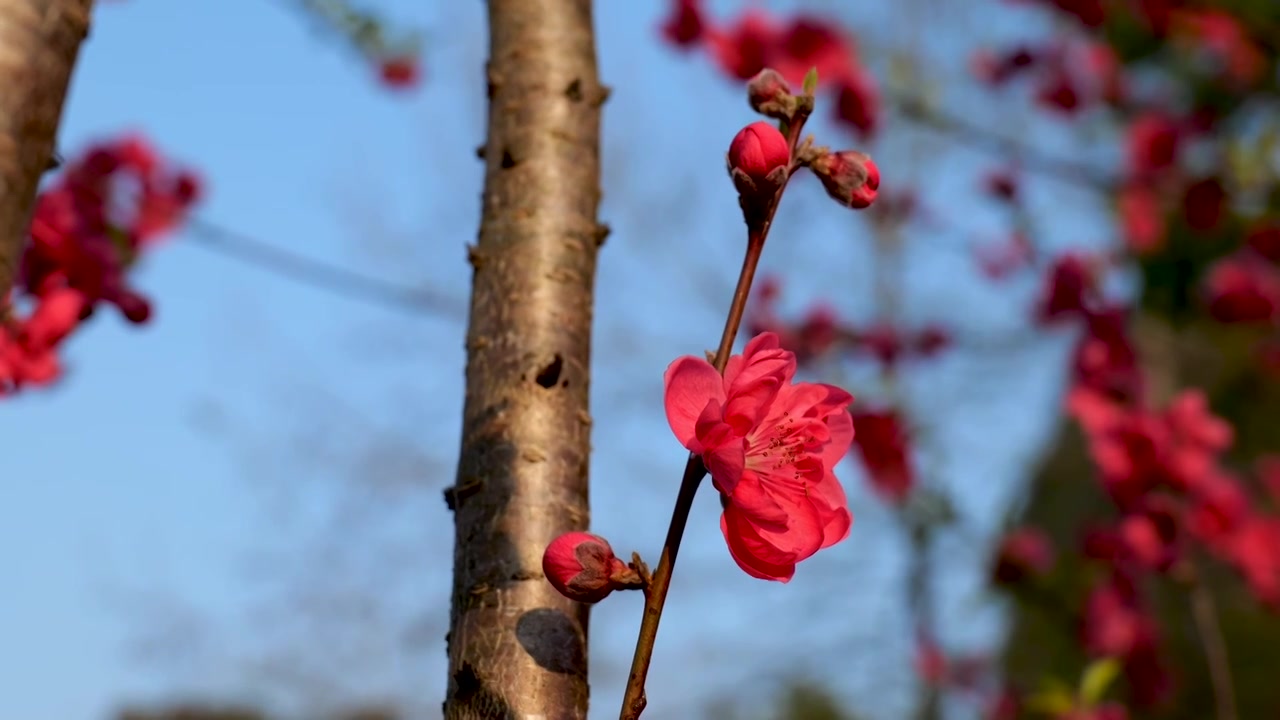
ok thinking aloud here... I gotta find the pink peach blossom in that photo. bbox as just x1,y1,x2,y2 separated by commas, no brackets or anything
664,332,854,581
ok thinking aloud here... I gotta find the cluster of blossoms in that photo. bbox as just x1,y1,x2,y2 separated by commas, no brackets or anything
978,0,1280,716
1,137,199,395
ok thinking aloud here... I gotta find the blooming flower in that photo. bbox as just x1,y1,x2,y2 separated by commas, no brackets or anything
663,332,854,581
850,409,914,504
660,0,705,47
1204,253,1280,324
1126,112,1181,178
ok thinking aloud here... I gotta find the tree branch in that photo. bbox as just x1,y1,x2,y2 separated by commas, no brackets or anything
443,1,606,718
0,0,94,300
1189,572,1237,720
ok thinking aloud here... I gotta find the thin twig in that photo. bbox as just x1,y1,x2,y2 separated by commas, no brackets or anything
909,521,941,720
619,106,812,719
1189,573,1238,720
186,218,461,317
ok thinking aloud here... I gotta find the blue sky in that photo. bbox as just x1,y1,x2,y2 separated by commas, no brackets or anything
0,2,1116,719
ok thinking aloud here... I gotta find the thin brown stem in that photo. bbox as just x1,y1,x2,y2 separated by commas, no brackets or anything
619,453,708,720
1189,574,1237,720
908,522,940,720
619,109,811,719
619,232,766,720
711,231,766,371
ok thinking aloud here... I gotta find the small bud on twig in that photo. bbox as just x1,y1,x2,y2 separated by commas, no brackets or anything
543,532,646,603
747,69,796,121
727,121,792,226
808,149,880,209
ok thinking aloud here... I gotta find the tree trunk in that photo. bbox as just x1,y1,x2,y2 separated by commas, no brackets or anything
0,0,93,301
443,1,606,718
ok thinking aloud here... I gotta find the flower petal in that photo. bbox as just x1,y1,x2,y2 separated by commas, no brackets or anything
664,356,725,451
694,398,736,451
728,471,789,530
822,402,855,467
750,492,826,560
724,331,791,389
810,475,853,548
723,375,782,433
705,441,747,495
722,509,797,582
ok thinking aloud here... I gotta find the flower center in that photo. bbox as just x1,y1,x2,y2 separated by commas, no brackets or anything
744,411,820,484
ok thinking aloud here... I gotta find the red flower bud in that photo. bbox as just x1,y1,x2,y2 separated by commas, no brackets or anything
116,291,153,324
542,531,632,604
747,69,796,120
809,150,879,209
728,121,791,187
378,56,420,90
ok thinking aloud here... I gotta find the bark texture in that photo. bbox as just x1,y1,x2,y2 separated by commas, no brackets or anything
443,1,606,718
0,0,93,301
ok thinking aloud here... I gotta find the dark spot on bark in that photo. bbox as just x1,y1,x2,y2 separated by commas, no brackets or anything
594,223,611,247
475,145,486,159
453,663,482,699
535,354,563,388
484,62,498,99
565,78,583,101
444,476,483,511
510,568,542,582
516,608,586,674
501,149,517,168
446,662,517,720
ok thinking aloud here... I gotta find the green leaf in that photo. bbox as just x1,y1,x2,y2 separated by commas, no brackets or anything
1079,657,1122,705
1023,676,1076,716
1024,686,1075,716
802,67,819,96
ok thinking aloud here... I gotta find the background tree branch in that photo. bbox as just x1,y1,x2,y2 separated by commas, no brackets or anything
0,0,93,300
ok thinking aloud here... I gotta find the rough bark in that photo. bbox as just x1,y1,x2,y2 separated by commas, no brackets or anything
0,0,93,302
443,1,606,718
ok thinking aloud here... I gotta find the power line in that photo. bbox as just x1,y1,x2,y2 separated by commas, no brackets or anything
184,217,464,318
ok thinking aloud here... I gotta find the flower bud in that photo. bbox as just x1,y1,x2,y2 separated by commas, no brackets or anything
809,149,879,209
728,122,791,186
727,123,791,226
542,531,634,604
747,69,796,121
116,291,153,325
